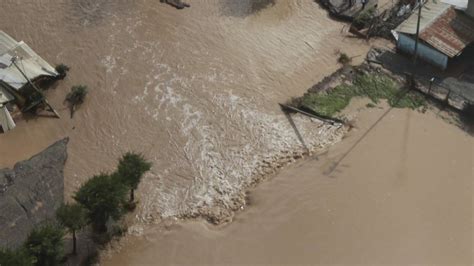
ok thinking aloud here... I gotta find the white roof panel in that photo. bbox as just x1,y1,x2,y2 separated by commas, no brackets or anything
396,0,451,34
0,31,58,90
442,0,468,9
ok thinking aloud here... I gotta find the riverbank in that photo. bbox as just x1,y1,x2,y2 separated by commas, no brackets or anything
102,99,473,265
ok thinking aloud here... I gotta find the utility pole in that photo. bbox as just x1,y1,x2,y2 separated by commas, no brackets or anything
413,0,424,65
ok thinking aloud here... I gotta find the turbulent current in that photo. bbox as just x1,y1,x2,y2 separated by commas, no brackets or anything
1,1,373,225
1,1,473,264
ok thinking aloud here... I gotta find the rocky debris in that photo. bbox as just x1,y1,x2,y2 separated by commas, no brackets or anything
160,0,190,9
320,0,378,20
365,3,413,38
0,138,68,248
308,65,357,94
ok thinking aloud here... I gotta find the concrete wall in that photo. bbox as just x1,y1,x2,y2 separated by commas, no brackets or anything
467,0,474,18
397,33,449,70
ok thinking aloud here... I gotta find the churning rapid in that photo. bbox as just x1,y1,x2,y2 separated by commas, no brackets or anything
0,0,375,224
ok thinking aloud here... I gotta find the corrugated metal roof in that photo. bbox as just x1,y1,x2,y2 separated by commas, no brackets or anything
420,7,474,57
0,31,58,90
0,105,15,132
396,0,451,34
441,0,468,9
0,87,14,104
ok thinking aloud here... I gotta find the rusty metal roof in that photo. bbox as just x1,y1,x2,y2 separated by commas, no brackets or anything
420,7,474,57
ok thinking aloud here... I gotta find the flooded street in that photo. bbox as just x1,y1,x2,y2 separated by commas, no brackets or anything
0,1,375,223
103,101,473,265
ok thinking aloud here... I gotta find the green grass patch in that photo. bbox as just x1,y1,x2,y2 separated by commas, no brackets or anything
300,73,426,117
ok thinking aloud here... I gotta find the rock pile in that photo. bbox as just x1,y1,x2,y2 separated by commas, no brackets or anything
0,138,68,248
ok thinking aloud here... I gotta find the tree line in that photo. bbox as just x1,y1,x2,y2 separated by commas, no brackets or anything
0,152,151,266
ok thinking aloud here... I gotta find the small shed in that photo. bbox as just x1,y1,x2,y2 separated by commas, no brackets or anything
0,31,59,132
395,2,474,69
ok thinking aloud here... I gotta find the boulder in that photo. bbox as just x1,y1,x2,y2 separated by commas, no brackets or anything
0,138,68,248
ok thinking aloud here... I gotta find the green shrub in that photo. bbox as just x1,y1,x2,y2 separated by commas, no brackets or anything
55,64,70,79
301,85,354,117
0,247,34,266
338,53,351,65
56,203,89,255
116,152,152,202
74,173,127,233
24,224,65,266
66,85,88,118
300,73,425,117
354,7,376,29
66,85,88,105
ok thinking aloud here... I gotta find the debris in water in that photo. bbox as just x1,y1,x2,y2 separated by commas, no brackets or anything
160,0,190,9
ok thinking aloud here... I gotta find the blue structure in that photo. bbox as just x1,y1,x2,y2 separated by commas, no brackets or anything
397,33,449,70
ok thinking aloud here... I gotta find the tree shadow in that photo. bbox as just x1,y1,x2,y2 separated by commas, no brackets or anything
220,0,276,17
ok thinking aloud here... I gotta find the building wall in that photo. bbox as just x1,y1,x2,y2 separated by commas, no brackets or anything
467,0,474,18
397,33,449,70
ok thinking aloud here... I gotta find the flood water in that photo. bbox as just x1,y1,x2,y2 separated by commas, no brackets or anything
103,101,473,265
0,0,376,223
1,0,471,264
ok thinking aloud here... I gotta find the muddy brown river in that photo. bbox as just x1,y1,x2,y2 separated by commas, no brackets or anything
102,100,473,265
0,0,376,222
1,0,472,264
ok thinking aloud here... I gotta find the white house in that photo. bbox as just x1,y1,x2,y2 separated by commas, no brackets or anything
395,0,474,69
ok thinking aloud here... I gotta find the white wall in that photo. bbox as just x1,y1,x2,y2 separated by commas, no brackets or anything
467,0,474,17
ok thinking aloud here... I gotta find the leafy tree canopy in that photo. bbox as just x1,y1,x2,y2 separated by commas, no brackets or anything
74,173,127,231
24,224,65,266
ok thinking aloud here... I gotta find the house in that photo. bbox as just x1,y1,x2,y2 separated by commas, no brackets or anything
0,31,59,132
395,0,474,70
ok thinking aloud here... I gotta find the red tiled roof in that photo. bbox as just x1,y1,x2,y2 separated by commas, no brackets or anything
420,7,474,57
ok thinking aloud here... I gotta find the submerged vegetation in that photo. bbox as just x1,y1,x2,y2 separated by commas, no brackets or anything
338,53,351,65
24,224,65,266
55,203,89,255
117,152,152,203
299,73,426,117
55,64,70,80
65,85,88,118
353,6,376,29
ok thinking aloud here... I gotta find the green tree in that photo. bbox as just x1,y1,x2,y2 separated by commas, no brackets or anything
117,152,152,202
74,173,127,232
55,203,88,255
24,224,65,266
0,247,34,266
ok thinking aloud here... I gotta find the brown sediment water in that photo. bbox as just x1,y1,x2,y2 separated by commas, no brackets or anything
102,100,473,265
0,0,383,223
0,1,472,264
